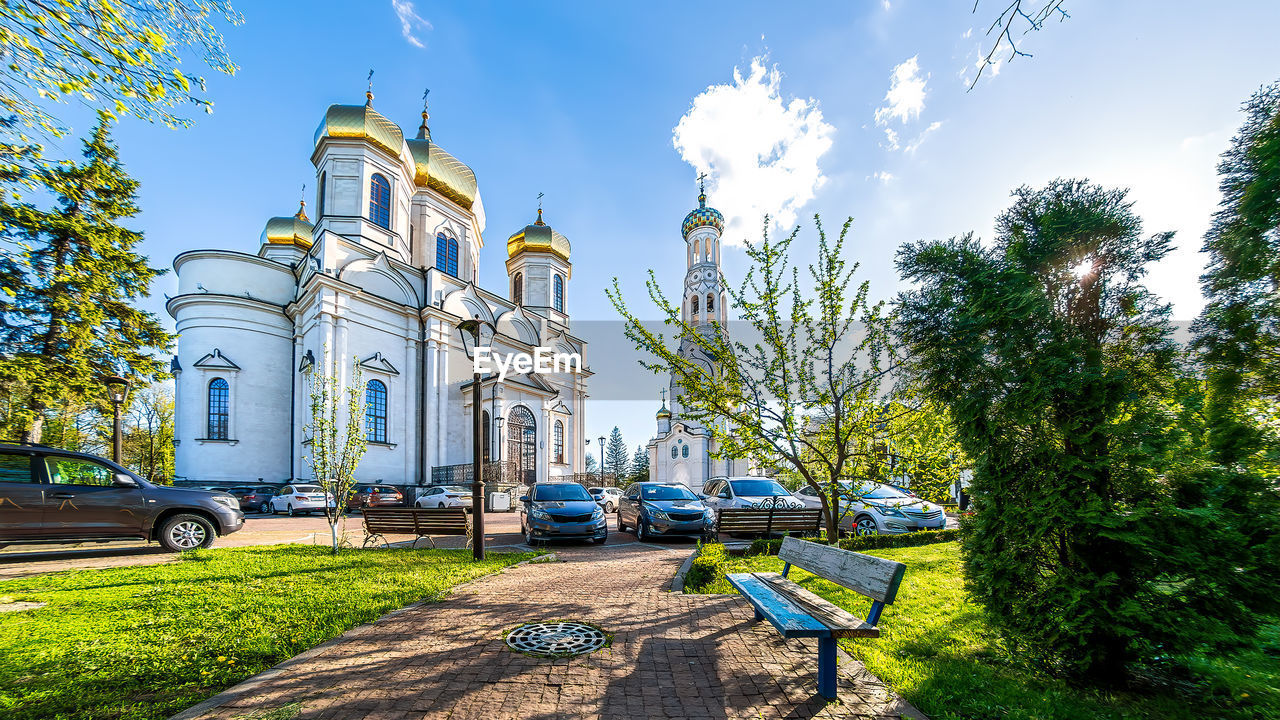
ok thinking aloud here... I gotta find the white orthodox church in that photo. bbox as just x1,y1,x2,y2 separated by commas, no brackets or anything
166,91,590,488
646,185,747,489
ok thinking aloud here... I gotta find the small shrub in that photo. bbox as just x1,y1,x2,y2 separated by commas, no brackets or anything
684,541,728,590
838,528,959,551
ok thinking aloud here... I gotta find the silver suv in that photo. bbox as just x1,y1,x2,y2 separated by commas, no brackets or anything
793,480,946,535
700,476,804,516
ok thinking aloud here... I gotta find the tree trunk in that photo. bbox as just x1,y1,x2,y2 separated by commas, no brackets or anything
21,414,44,444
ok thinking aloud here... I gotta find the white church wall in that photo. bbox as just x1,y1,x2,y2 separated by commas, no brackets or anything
174,251,296,306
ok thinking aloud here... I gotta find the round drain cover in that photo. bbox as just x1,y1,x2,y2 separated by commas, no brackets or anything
506,621,608,657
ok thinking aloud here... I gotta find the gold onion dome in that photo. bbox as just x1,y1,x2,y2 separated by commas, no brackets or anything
655,403,671,419
314,92,404,158
681,190,724,239
406,108,478,210
262,201,314,248
507,208,571,262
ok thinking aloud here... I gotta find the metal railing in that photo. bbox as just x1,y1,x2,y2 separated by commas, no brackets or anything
430,460,524,487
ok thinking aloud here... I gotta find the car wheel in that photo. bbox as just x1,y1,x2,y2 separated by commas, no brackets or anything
438,501,446,508
259,501,271,513
854,515,878,536
158,514,215,552
524,523,538,546
637,518,650,541
616,512,626,533
415,500,424,508
604,501,615,513
287,504,296,517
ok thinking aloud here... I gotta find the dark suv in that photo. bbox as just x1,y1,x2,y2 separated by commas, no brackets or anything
0,443,244,552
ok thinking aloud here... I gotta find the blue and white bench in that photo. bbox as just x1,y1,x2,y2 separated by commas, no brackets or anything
726,536,907,699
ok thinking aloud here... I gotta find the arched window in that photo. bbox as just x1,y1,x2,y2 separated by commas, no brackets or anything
435,233,459,277
207,378,229,440
513,272,523,306
671,446,678,459
553,274,564,313
482,410,491,462
693,238,700,262
553,420,564,464
706,293,714,313
369,173,391,229
508,405,537,485
682,444,690,458
690,295,699,316
365,379,387,443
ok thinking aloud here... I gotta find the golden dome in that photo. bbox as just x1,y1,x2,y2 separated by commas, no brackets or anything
507,209,571,262
262,201,314,248
406,134,477,210
314,97,404,158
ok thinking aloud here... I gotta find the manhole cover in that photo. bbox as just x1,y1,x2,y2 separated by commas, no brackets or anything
506,621,608,657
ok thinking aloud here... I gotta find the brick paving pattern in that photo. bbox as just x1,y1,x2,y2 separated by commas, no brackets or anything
175,540,924,720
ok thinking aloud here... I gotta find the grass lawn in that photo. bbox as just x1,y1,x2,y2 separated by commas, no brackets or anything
0,544,538,720
692,542,1280,720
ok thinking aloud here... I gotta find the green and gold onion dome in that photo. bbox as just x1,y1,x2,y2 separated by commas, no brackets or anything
655,402,671,419
681,189,724,239
314,93,478,211
507,208,571,262
262,201,314,248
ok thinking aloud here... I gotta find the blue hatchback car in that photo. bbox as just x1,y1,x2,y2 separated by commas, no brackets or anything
519,482,608,545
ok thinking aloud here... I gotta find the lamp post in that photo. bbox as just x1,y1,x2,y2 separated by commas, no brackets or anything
103,376,130,464
458,317,495,561
598,434,606,487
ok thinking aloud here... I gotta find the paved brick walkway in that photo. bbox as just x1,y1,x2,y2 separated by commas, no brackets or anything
175,540,924,720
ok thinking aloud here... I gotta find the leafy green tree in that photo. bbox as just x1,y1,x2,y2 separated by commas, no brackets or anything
122,384,174,483
630,444,650,482
0,113,172,443
896,178,1250,683
304,353,367,554
604,426,629,480
608,216,894,540
879,392,968,504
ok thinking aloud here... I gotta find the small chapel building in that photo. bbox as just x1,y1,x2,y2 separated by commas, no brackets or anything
166,91,590,488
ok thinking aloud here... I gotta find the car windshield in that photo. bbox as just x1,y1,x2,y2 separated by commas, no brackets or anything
641,485,698,501
729,480,789,497
532,484,592,502
295,485,324,493
852,482,909,500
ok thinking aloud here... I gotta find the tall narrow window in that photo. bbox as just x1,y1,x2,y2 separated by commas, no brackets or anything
706,293,714,313
447,237,459,276
482,410,491,462
365,380,387,443
553,274,564,313
435,233,458,276
682,444,690,458
513,272,523,305
690,295,699,316
317,172,326,218
369,173,391,229
207,378,229,440
553,420,564,464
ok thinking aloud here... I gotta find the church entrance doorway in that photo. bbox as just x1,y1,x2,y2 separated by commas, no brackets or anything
507,405,537,486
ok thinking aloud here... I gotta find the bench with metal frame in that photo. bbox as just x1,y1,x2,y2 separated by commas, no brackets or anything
361,507,470,549
715,505,823,537
726,536,907,699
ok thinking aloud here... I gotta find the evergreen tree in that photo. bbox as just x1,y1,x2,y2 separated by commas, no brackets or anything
897,179,1250,683
0,113,173,442
604,426,628,480
630,444,649,482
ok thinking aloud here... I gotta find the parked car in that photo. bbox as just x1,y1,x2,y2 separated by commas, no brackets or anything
348,485,404,509
268,484,335,516
617,482,715,541
700,477,805,517
0,442,244,552
792,480,946,535
224,485,278,513
415,485,473,510
518,482,608,545
588,486,624,512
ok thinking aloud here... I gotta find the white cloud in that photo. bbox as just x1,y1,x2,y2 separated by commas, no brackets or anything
391,0,432,49
883,127,900,150
872,171,895,184
882,0,891,10
904,121,943,153
874,56,928,126
672,57,835,244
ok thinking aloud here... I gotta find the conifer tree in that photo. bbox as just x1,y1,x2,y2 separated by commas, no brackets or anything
0,112,172,442
604,426,629,480
630,444,650,482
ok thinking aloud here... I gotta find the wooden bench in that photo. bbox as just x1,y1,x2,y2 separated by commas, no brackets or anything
361,507,470,549
715,507,823,537
726,536,907,699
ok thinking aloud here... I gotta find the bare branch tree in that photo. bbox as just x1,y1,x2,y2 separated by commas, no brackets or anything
970,0,1070,90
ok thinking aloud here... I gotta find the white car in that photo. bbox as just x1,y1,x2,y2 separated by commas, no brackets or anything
269,484,335,516
792,480,946,536
588,486,624,512
700,477,805,516
416,485,474,510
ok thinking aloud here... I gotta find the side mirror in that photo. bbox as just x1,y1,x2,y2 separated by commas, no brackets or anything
114,473,138,488
519,495,529,504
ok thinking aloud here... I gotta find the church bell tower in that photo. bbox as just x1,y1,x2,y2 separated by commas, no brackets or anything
670,177,726,418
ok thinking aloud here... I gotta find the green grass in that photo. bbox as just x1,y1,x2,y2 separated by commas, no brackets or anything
0,545,538,720
692,542,1280,720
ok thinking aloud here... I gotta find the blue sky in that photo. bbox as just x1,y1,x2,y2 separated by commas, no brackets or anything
42,0,1280,457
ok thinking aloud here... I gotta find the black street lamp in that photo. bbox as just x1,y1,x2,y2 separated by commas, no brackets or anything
458,317,495,561
103,375,130,464
598,434,606,486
